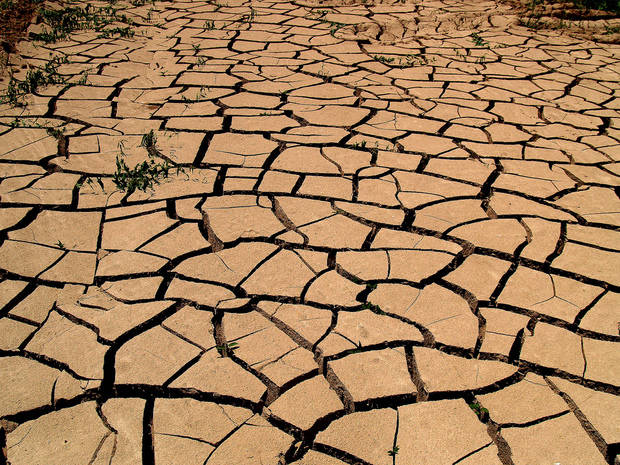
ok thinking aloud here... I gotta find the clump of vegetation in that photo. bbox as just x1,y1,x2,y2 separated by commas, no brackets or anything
97,25,135,38
216,341,239,357
516,0,619,36
387,445,400,457
112,153,171,194
373,54,395,64
31,4,134,43
112,132,172,194
373,53,434,67
470,32,489,47
0,55,67,106
106,131,188,194
468,401,490,421
361,301,385,315
573,0,619,12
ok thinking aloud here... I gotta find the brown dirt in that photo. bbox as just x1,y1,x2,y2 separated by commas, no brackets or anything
500,0,620,43
0,0,40,71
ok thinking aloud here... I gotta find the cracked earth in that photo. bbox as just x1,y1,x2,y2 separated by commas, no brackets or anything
0,0,619,464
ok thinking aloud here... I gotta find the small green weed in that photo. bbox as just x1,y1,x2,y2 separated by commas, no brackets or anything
362,301,384,314
182,86,209,103
398,53,433,67
470,32,488,47
112,153,171,194
32,4,134,44
329,22,344,36
373,54,395,64
309,9,329,17
55,240,65,249
605,24,620,34
468,401,489,421
0,56,67,107
387,445,399,457
139,129,163,157
216,341,239,357
111,134,177,194
518,14,546,29
319,17,345,36
46,126,65,140
573,0,619,12
204,20,215,30
98,26,135,38
76,71,89,85
76,176,105,191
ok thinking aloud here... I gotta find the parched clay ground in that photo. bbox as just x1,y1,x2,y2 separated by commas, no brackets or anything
0,0,619,464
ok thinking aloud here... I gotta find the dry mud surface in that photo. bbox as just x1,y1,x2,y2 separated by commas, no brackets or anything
0,0,619,464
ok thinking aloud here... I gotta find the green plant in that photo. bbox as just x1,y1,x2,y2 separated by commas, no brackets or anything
0,56,67,106
182,86,208,103
216,341,239,356
76,176,105,191
196,56,207,66
605,24,620,34
111,135,176,194
329,21,344,36
6,117,67,141
397,53,434,67
76,71,89,85
468,401,489,420
470,32,488,47
387,445,399,457
519,13,546,29
573,0,619,12
140,129,160,154
31,4,134,44
352,141,367,149
373,54,395,64
362,301,384,314
112,152,171,194
46,126,65,140
316,64,329,78
97,26,135,38
310,9,329,17
204,20,215,30
56,240,65,249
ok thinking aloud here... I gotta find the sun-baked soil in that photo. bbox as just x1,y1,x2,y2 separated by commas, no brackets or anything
0,0,40,70
0,0,619,464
